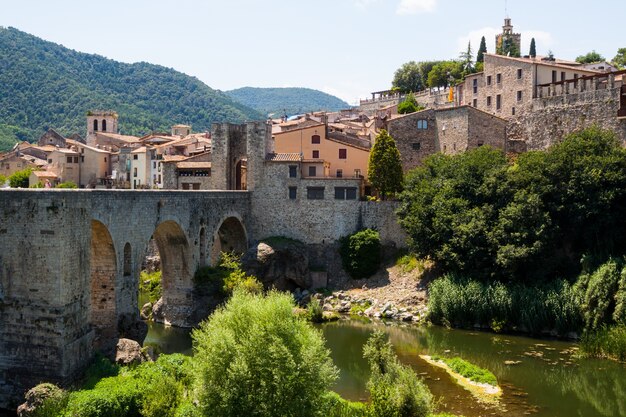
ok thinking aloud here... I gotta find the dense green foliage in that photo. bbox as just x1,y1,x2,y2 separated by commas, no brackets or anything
613,48,626,69
426,61,464,88
194,252,262,295
476,36,487,63
428,275,582,334
340,229,382,279
496,34,520,57
364,331,433,417
368,130,403,200
529,38,537,58
431,356,497,386
0,27,262,151
56,181,78,189
192,289,338,417
575,50,605,63
397,93,419,115
399,127,626,282
320,392,367,417
392,61,425,93
8,168,31,187
139,271,162,305
580,325,626,361
226,87,349,117
24,383,69,417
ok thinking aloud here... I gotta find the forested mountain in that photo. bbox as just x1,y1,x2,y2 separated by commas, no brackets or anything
226,87,350,117
0,27,263,151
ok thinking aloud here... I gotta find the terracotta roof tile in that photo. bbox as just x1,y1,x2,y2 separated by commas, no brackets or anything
266,153,302,162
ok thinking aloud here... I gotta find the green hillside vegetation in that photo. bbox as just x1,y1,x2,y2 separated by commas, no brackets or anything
226,87,350,117
0,27,263,151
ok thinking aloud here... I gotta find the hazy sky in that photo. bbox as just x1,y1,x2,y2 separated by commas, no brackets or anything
1,0,623,104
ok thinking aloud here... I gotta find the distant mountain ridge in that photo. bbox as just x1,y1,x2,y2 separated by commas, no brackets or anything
226,87,350,117
0,27,263,151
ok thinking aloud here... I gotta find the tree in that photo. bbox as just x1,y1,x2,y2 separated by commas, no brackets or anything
529,38,537,58
612,48,626,69
459,41,474,74
476,36,487,63
192,289,338,417
397,93,422,115
392,61,423,93
576,50,605,64
368,130,404,200
426,61,463,89
340,229,381,279
8,168,31,188
364,331,432,417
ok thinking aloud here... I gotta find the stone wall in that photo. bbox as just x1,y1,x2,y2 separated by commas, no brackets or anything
387,109,437,171
509,84,626,150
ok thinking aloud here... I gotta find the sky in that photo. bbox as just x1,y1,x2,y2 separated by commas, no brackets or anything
0,0,623,105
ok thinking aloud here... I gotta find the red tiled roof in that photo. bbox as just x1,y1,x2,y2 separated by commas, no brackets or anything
266,153,302,162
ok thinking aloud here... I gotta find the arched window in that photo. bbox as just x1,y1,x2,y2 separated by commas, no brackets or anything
102,119,107,132
93,119,98,132
123,243,132,276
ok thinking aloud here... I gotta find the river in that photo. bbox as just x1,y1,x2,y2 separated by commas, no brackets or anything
144,318,626,417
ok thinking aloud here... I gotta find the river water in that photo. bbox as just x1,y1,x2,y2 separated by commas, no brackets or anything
144,318,626,417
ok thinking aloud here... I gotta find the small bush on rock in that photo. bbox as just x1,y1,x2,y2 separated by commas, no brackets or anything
340,229,381,279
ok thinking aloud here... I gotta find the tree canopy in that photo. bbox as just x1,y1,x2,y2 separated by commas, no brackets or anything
477,36,487,63
612,48,626,69
398,127,626,282
397,93,423,115
426,61,464,88
368,130,404,200
392,61,424,93
576,50,606,64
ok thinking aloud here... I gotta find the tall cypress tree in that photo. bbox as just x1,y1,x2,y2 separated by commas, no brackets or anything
529,38,537,58
368,130,403,200
477,36,487,63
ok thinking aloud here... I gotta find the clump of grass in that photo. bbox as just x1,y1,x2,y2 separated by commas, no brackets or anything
350,301,372,315
307,298,324,323
139,270,162,304
396,253,419,273
580,325,626,361
432,356,497,386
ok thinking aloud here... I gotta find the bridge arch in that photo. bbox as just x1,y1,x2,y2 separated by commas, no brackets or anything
210,214,248,266
90,219,117,349
148,219,194,326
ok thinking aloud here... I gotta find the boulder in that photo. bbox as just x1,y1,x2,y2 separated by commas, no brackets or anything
140,302,152,320
242,240,311,290
17,383,67,417
115,338,147,366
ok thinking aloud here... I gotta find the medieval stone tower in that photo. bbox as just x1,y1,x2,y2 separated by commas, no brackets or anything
86,111,119,136
496,18,521,57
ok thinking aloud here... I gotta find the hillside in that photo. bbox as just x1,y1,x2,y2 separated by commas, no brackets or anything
0,27,263,151
226,87,350,117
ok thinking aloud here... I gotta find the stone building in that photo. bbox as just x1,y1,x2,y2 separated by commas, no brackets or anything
161,152,211,190
37,128,67,148
386,106,507,171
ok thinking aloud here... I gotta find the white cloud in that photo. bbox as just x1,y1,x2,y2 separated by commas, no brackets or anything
396,0,437,15
457,27,554,58
353,0,381,10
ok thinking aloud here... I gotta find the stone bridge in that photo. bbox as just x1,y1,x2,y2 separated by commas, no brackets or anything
0,189,251,408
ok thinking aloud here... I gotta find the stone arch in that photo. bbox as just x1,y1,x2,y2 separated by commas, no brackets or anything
102,119,107,132
90,220,117,349
210,215,248,266
150,220,193,326
93,119,98,132
123,242,132,276
199,227,207,267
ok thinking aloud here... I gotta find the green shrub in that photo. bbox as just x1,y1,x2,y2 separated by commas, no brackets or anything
321,391,367,417
396,253,419,274
83,354,120,389
56,181,78,188
364,331,432,417
8,168,31,187
340,229,381,279
192,289,338,417
0,174,6,185
64,375,142,417
578,259,622,330
432,357,497,386
140,270,162,305
580,325,626,361
23,383,69,417
307,298,324,323
613,268,626,326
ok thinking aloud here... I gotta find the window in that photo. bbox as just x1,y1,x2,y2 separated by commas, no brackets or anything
496,94,502,110
312,150,320,159
311,134,321,144
354,169,361,178
336,169,343,178
496,73,502,84
335,187,357,200
102,119,107,132
48,159,52,164
307,187,324,200
133,154,138,160
289,165,297,178
308,166,317,177
153,161,156,169
487,75,492,86
73,156,79,163
517,69,523,79
512,107,516,115
66,156,73,163
472,99,477,107
289,186,297,200
133,167,137,177
339,149,347,159
412,142,421,150
574,73,579,87
552,70,557,83
561,72,566,82
104,157,107,162
472,78,478,94
93,119,98,132
487,96,492,107
417,120,428,129
517,90,523,102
